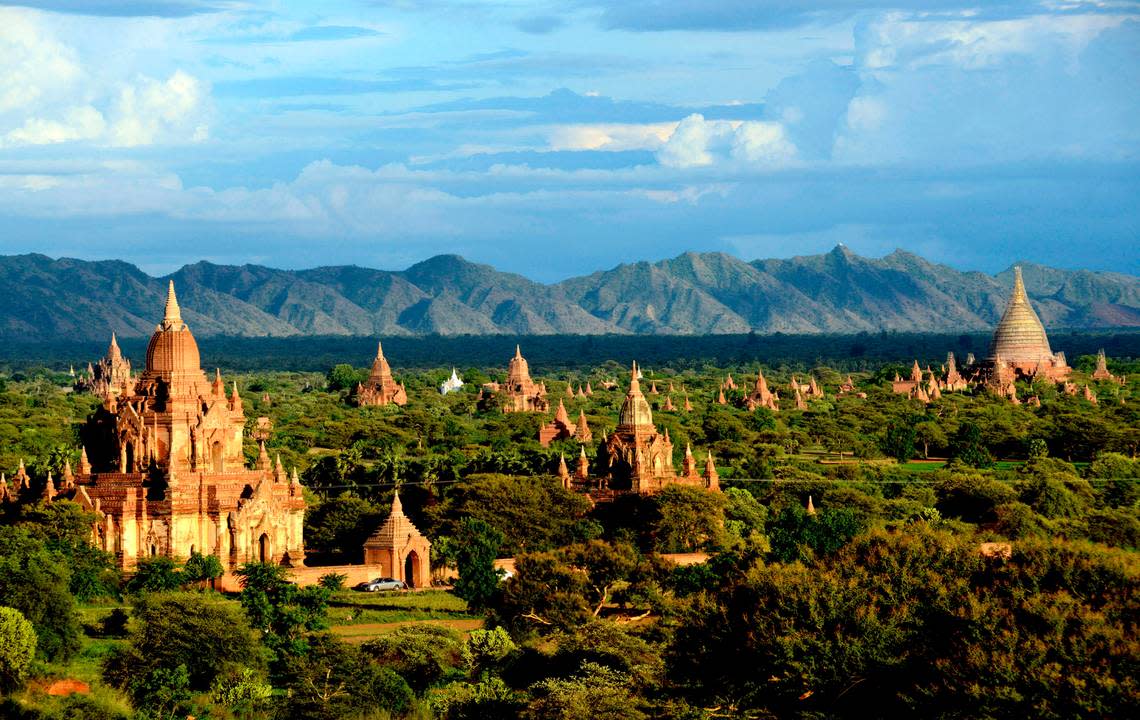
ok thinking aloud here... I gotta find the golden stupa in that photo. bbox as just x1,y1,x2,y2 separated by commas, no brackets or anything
986,266,1068,380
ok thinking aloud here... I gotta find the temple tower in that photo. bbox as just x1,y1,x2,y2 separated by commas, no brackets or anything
356,341,408,407
363,492,432,588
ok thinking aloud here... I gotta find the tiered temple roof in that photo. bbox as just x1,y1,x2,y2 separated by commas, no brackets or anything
481,345,549,413
61,281,306,569
363,492,431,588
356,342,408,407
77,333,133,397
603,361,676,493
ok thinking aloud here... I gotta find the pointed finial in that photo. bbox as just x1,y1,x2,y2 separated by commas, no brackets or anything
580,445,587,458
629,361,640,392
685,442,693,457
392,491,403,515
376,341,385,359
515,344,522,359
164,280,182,325
806,495,817,516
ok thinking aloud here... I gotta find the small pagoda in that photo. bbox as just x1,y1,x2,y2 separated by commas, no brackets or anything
480,345,548,413
355,342,408,407
363,492,431,588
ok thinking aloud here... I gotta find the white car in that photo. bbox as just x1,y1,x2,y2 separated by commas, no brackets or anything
354,577,407,592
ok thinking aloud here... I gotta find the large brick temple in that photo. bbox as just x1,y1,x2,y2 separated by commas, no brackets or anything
65,282,306,569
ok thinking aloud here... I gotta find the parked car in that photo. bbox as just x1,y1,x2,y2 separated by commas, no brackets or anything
354,577,407,592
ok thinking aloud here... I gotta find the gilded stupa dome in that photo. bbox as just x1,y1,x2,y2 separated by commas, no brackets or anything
988,267,1053,364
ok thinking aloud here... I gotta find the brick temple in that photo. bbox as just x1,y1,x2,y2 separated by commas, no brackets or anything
58,282,306,569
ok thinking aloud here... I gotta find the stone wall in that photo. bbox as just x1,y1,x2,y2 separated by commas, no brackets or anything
216,563,383,592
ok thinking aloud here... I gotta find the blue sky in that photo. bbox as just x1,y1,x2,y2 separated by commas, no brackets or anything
0,0,1137,281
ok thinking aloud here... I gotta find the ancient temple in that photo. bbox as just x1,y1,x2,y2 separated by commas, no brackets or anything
77,333,133,397
1091,350,1115,381
744,369,779,411
892,361,924,394
440,368,464,395
602,362,676,493
943,352,969,391
984,267,1069,382
538,399,593,446
63,282,306,569
363,492,431,588
355,342,408,407
480,345,548,413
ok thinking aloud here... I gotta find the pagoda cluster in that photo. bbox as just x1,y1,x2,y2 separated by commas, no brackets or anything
888,267,1120,406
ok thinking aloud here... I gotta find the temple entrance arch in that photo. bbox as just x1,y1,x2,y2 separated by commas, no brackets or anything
258,533,270,563
404,551,422,588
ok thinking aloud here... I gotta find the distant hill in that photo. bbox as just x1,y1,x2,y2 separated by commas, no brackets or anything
0,247,1137,342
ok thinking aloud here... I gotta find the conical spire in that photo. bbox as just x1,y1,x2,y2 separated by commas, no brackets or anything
555,398,570,425
391,490,404,516
629,361,640,393
377,341,385,360
989,266,1053,363
108,332,121,358
806,495,816,516
164,280,182,325
515,344,522,360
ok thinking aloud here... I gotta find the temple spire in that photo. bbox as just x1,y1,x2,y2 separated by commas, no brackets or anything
164,280,182,325
629,361,640,393
377,341,385,360
391,490,403,515
515,344,522,360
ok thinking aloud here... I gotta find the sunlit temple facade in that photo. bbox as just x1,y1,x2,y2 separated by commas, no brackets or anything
63,283,306,569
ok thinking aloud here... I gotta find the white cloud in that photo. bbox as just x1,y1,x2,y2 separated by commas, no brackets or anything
658,114,797,169
4,105,106,145
0,8,209,148
546,122,677,151
108,70,208,147
0,8,82,114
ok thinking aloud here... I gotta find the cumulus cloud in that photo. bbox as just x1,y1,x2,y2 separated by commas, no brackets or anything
657,114,797,168
834,12,1140,164
108,70,207,147
0,9,209,148
4,105,106,144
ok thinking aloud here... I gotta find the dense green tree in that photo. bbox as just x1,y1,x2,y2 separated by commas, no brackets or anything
18,501,119,601
0,607,36,694
276,633,413,720
303,494,385,562
438,474,592,555
235,562,330,657
325,363,368,392
126,556,182,594
948,421,995,468
0,527,81,662
453,518,504,610
648,484,726,553
182,551,224,587
524,662,645,720
361,625,462,693
669,528,1140,718
766,504,865,563
103,592,263,711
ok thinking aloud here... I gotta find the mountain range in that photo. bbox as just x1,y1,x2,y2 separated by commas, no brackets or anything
1,247,1137,342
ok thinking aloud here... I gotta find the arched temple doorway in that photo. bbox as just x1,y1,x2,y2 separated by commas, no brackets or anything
258,533,270,563
404,550,421,588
